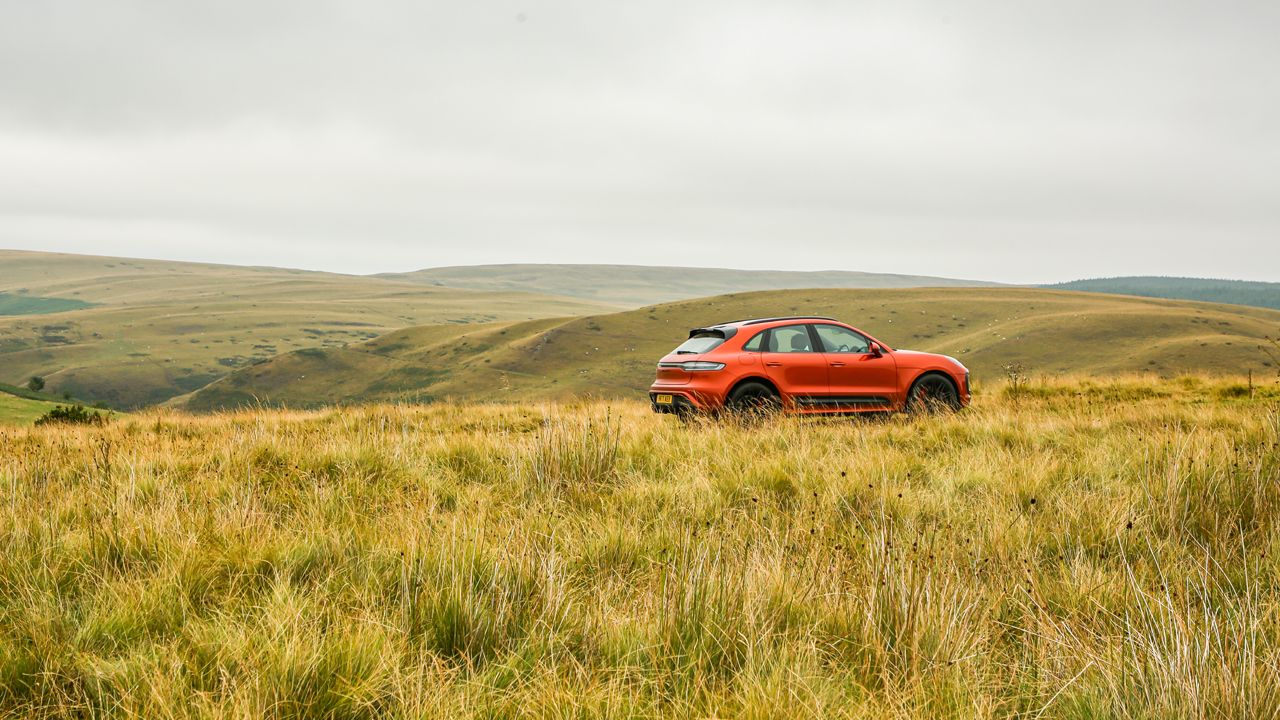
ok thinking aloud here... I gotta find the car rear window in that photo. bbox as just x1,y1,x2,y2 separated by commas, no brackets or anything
673,332,726,354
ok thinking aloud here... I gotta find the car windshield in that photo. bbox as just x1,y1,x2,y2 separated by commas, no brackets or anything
673,332,725,354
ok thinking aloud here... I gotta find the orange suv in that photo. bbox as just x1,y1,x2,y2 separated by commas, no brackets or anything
649,316,970,416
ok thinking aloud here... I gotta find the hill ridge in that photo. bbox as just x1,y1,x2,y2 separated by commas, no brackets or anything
1044,276,1280,311
376,263,1003,307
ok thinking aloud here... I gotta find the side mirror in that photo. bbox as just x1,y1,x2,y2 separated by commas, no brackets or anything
868,342,884,357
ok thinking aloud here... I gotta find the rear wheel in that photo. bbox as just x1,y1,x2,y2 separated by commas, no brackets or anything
726,381,781,418
906,374,961,414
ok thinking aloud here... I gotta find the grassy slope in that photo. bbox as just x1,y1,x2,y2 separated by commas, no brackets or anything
4,378,1280,717
0,393,61,424
0,383,121,425
0,250,618,409
184,286,1280,410
378,263,1003,307
1046,276,1280,310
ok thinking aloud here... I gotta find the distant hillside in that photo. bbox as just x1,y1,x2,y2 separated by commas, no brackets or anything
377,264,1002,307
1046,277,1280,311
0,250,617,409
181,287,1280,411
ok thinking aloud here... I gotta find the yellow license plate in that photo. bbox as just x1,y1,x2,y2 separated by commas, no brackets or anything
656,394,674,405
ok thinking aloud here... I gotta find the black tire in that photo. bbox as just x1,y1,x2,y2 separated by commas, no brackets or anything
906,374,961,414
726,381,782,417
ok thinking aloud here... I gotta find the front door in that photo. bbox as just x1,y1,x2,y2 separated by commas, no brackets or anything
812,323,899,408
759,323,828,405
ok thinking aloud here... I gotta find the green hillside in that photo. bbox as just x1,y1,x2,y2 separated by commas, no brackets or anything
0,381,120,425
0,383,68,425
0,394,61,425
0,292,94,316
377,264,1002,307
1046,276,1280,310
182,287,1280,410
0,250,618,409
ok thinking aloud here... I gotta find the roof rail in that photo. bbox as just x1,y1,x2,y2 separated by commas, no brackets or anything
739,315,836,326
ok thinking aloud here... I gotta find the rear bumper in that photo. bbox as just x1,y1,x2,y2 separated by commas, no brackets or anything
649,392,698,414
649,376,729,414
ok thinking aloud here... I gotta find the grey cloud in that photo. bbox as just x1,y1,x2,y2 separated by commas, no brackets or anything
0,0,1276,282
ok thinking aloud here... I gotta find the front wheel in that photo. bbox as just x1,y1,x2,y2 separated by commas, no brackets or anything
906,374,961,414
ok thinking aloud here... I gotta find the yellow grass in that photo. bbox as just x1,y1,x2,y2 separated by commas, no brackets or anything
1,375,1278,718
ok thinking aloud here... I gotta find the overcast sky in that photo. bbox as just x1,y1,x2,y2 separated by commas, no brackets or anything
0,1,1276,283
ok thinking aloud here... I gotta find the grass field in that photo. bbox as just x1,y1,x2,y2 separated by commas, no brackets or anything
0,251,617,409
3,375,1278,717
184,286,1280,410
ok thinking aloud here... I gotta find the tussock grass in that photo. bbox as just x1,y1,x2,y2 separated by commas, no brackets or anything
1,375,1278,717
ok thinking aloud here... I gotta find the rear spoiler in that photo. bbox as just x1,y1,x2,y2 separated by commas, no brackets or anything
688,326,739,340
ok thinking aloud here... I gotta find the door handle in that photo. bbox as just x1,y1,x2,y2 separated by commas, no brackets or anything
829,362,845,367
765,362,782,367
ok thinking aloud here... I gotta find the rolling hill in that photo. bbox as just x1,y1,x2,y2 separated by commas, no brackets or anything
0,383,73,425
0,394,61,425
1045,276,1280,311
0,250,618,408
377,264,1002,307
181,287,1280,410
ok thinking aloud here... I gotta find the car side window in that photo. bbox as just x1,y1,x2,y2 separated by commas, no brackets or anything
766,324,815,353
742,331,765,352
814,324,871,354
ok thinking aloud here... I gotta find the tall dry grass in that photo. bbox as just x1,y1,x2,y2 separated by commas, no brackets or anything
0,374,1278,718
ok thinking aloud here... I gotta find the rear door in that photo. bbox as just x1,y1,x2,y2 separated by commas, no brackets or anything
812,323,898,408
759,323,828,404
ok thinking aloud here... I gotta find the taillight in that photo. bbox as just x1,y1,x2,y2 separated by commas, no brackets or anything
679,361,725,371
658,361,726,371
